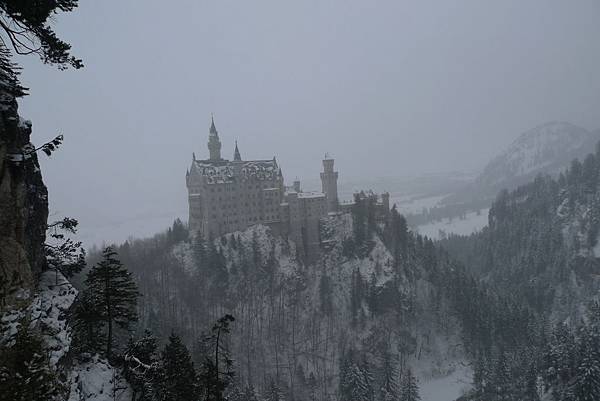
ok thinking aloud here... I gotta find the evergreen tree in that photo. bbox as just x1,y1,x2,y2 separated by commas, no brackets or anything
242,385,260,401
0,322,59,401
0,0,83,74
262,378,284,401
400,369,420,401
379,351,400,401
340,350,373,401
157,332,199,401
572,326,600,401
85,246,139,358
71,288,105,354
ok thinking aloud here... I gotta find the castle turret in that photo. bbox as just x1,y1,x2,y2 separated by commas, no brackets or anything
234,140,241,161
208,115,222,160
320,155,339,212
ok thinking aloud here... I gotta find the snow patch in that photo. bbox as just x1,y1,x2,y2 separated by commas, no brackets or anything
417,209,490,240
68,355,132,401
418,364,472,401
30,270,78,367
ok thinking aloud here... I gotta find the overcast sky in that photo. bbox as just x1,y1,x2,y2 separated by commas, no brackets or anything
15,0,600,246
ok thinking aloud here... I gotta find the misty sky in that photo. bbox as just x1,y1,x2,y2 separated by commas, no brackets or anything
14,0,600,246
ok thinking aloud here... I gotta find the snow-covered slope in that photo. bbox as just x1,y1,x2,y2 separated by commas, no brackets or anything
1,271,78,365
126,214,471,401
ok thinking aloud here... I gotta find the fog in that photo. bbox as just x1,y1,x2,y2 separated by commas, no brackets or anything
15,0,600,246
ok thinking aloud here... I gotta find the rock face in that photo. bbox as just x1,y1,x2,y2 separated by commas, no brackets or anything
0,87,49,308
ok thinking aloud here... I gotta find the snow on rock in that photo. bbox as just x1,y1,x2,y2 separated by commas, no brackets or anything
341,235,395,287
68,355,132,401
29,270,78,367
0,307,25,344
1,270,77,368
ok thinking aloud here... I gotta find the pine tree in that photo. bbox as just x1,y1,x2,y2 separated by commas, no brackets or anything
343,363,371,401
157,332,199,401
0,322,60,401
263,378,284,401
340,351,373,401
85,246,139,358
400,369,420,401
572,326,600,401
241,385,260,401
379,351,400,401
0,0,83,75
71,288,105,354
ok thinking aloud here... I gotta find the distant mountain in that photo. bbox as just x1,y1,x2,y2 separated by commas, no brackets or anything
443,122,600,206
476,122,599,190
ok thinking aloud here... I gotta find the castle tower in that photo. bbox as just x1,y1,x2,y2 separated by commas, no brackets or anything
381,192,390,212
320,155,339,212
208,115,222,160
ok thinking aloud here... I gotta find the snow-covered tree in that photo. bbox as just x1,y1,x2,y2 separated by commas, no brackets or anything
378,351,400,401
124,330,159,401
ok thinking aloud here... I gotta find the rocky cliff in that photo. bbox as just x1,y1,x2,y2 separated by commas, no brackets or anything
0,82,48,308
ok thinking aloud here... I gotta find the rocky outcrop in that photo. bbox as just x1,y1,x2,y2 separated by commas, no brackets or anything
0,86,48,308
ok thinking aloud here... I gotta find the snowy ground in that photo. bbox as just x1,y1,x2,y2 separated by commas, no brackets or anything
416,209,490,240
68,355,132,401
419,366,472,401
391,194,449,215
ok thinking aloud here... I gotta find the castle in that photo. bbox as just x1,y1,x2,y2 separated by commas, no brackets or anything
186,117,342,260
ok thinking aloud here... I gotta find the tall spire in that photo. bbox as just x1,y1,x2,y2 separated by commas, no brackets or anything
234,140,241,161
208,114,222,160
210,113,218,136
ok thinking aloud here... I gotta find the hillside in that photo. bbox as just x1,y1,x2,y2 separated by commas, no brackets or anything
442,142,600,319
111,203,474,400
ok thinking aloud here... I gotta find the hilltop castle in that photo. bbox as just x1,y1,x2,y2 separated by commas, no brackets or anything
186,117,341,260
